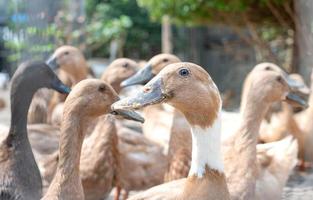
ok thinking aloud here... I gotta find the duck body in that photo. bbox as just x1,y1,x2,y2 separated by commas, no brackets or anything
80,115,120,200
0,135,42,200
164,109,191,181
141,104,174,152
129,171,229,200
255,135,298,200
0,61,70,200
117,125,168,192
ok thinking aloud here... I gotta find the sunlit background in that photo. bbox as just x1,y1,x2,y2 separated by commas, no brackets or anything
0,0,312,108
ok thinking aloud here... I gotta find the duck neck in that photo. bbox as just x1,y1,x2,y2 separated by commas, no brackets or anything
229,94,269,197
56,109,90,182
239,97,269,141
182,110,229,198
188,111,224,177
8,81,36,143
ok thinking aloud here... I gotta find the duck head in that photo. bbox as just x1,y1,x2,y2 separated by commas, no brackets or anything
113,62,221,128
46,46,87,79
120,53,181,87
101,58,138,93
252,62,308,95
248,70,308,108
12,61,71,94
65,79,144,123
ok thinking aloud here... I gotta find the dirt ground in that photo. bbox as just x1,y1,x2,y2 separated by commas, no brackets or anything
0,88,313,199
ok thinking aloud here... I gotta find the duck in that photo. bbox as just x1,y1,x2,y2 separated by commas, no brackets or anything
0,61,70,200
46,45,90,83
121,53,191,182
125,59,306,190
47,45,91,119
112,62,230,200
252,71,309,170
223,69,307,200
42,79,143,200
28,45,88,124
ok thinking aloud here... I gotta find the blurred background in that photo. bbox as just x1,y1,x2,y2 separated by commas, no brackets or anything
1,0,313,109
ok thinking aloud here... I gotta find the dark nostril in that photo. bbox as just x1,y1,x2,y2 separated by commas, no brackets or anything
143,87,151,93
111,111,118,115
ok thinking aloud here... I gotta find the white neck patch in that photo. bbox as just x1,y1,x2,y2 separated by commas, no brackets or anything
188,111,224,178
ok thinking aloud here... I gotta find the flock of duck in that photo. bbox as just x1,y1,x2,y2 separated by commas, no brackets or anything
0,45,311,200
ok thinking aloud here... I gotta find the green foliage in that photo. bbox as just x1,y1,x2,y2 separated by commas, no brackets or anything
84,0,161,58
137,0,245,24
84,3,133,55
138,0,292,26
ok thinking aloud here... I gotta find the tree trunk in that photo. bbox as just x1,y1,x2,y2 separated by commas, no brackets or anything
294,0,313,82
291,30,299,73
162,15,172,54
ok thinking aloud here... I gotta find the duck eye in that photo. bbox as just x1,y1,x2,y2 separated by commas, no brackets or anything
98,85,106,92
265,66,271,70
123,63,128,68
64,51,69,55
163,58,168,62
179,68,190,77
276,76,282,82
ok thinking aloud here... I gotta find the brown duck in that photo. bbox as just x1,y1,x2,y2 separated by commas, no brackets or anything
42,79,143,200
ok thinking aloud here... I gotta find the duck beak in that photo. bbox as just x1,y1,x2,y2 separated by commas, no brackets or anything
120,64,154,87
285,75,310,96
51,77,71,94
111,109,144,123
46,56,59,70
113,77,168,110
284,92,308,109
